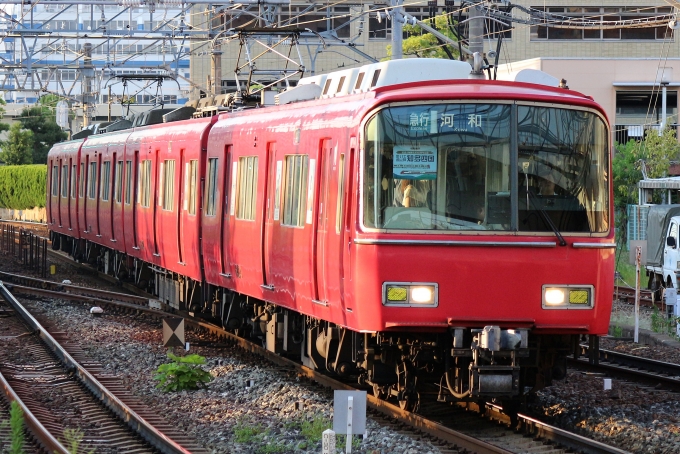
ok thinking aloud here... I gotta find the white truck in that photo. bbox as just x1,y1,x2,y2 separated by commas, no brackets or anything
645,204,680,297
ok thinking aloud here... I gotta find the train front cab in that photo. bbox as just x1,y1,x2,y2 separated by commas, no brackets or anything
47,139,84,252
350,94,615,404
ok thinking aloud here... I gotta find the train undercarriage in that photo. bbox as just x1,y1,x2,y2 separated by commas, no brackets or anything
52,232,577,413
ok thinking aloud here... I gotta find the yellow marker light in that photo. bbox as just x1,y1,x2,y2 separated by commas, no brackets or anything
411,286,434,304
569,289,589,305
387,286,408,302
544,288,566,306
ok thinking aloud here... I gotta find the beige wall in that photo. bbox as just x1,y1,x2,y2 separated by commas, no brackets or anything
497,58,680,131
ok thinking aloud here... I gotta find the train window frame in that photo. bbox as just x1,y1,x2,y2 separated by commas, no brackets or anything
282,154,309,227
236,156,258,221
360,100,610,236
206,157,219,216
88,161,97,199
186,160,198,215
101,161,111,201
162,159,175,211
114,161,123,203
70,164,77,199
125,160,132,205
61,164,68,198
138,160,152,207
51,164,59,197
79,163,85,198
336,153,346,234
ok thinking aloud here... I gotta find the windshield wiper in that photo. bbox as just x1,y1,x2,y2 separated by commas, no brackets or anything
526,191,567,247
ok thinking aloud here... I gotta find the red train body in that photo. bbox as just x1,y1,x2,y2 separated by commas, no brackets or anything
47,59,615,408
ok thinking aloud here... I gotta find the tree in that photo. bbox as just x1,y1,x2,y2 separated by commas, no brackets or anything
386,14,461,60
0,98,10,135
0,123,34,165
613,127,680,243
16,94,68,164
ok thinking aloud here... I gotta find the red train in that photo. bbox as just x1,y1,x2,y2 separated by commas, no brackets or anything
48,58,615,411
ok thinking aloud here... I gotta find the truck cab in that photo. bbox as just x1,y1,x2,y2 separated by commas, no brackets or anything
645,206,680,294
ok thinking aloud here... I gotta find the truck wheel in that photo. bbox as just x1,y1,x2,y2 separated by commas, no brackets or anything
649,275,663,303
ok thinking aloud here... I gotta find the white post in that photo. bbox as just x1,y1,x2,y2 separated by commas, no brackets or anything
322,429,336,454
661,82,668,131
346,395,354,453
635,246,641,343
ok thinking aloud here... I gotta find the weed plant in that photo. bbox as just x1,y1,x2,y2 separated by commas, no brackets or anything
153,351,212,392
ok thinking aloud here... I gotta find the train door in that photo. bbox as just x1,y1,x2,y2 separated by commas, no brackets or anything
178,148,185,264
84,155,90,233
153,149,160,256
110,153,117,241
262,143,276,287
96,153,102,236
68,158,73,230
220,146,231,276
132,151,139,249
315,139,348,308
58,158,63,227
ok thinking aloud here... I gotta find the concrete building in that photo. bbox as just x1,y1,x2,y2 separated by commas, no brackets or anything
189,0,678,142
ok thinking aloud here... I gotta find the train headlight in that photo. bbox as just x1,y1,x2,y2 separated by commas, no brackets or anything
383,283,438,307
542,285,593,309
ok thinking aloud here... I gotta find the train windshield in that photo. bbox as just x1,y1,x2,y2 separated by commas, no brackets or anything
363,103,609,233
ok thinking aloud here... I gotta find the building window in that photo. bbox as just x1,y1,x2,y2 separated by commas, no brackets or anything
125,161,132,205
101,161,111,201
206,158,218,216
88,162,97,199
51,165,59,196
237,156,258,220
162,159,175,211
114,161,123,203
530,6,673,41
61,164,68,198
283,155,309,227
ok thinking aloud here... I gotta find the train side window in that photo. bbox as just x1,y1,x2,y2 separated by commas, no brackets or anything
114,161,123,203
138,160,151,207
70,164,77,199
206,158,218,216
88,161,97,199
61,164,68,198
51,165,59,197
236,156,258,220
282,154,309,227
336,154,345,234
125,161,132,205
187,160,198,215
79,163,85,198
162,159,175,211
101,161,111,201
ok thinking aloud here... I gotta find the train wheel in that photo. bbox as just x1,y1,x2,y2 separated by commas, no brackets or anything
394,362,419,412
372,383,388,400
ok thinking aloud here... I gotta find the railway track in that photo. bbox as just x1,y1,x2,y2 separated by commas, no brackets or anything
2,268,631,454
571,345,680,392
0,282,208,454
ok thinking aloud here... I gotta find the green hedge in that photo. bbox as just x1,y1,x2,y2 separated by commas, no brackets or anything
0,165,47,209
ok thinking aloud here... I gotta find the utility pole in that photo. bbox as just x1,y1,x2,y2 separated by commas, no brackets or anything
210,7,223,96
391,0,403,60
468,4,485,78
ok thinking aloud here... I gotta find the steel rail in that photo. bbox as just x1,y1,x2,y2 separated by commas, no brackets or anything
0,281,193,454
0,369,70,453
0,270,149,306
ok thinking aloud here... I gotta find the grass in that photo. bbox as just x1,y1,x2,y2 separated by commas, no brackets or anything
614,247,641,288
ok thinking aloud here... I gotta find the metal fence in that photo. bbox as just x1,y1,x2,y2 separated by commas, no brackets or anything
0,225,48,277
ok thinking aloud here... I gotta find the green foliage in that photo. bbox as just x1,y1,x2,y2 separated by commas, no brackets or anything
16,98,68,165
649,306,678,335
62,427,94,454
612,325,623,338
0,123,34,165
613,128,680,243
0,165,47,209
300,414,330,442
8,401,25,454
387,14,460,59
153,351,212,392
233,420,262,443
